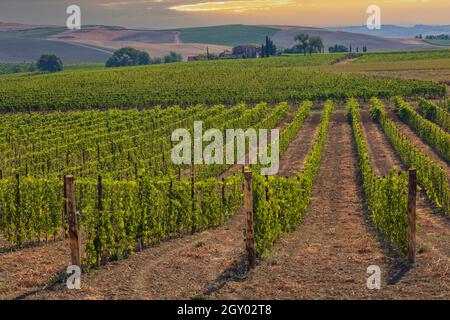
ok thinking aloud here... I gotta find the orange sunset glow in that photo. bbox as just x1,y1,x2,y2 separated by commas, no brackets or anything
168,0,450,26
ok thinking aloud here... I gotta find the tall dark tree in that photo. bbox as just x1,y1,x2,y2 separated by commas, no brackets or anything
261,36,277,58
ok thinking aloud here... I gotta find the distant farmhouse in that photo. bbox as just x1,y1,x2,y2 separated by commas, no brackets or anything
189,44,261,61
230,45,260,59
218,49,233,59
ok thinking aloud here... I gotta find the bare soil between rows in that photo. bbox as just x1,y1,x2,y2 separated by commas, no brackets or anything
212,111,449,299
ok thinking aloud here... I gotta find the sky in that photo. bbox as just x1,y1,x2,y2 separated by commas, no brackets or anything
0,0,449,29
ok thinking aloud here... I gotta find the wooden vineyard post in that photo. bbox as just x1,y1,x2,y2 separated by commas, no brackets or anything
191,167,196,235
221,177,226,206
244,167,256,270
265,175,269,201
62,177,68,239
65,175,81,267
221,177,226,225
241,166,245,191
97,175,103,211
407,168,417,265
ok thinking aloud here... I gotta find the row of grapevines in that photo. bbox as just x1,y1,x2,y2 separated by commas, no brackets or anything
0,176,62,245
252,101,333,256
0,173,243,264
417,98,450,132
392,97,450,162
347,99,409,254
77,175,243,267
371,98,449,215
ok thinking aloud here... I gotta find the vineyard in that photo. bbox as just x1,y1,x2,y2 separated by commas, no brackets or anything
0,58,446,112
0,51,449,300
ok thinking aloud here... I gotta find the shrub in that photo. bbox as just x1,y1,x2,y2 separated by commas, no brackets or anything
37,54,63,73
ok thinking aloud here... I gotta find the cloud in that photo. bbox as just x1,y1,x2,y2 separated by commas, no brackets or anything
98,0,168,8
169,0,293,13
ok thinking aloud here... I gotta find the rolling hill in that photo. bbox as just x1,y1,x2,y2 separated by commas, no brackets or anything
0,23,446,63
268,25,443,51
0,34,113,63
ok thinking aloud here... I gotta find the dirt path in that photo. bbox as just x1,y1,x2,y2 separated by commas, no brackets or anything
278,111,321,177
22,210,247,300
212,111,449,299
360,110,404,175
332,56,360,66
0,240,69,300
360,109,450,288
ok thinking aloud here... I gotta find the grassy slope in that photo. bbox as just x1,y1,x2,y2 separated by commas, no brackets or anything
0,62,32,75
64,63,105,71
0,62,104,76
177,24,280,46
17,28,68,39
190,53,345,68
355,49,450,63
322,59,450,72
425,39,450,47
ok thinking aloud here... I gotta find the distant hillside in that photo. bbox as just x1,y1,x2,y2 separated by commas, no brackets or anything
0,33,113,63
331,25,450,39
175,24,281,46
0,22,56,31
267,25,443,52
172,24,443,52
